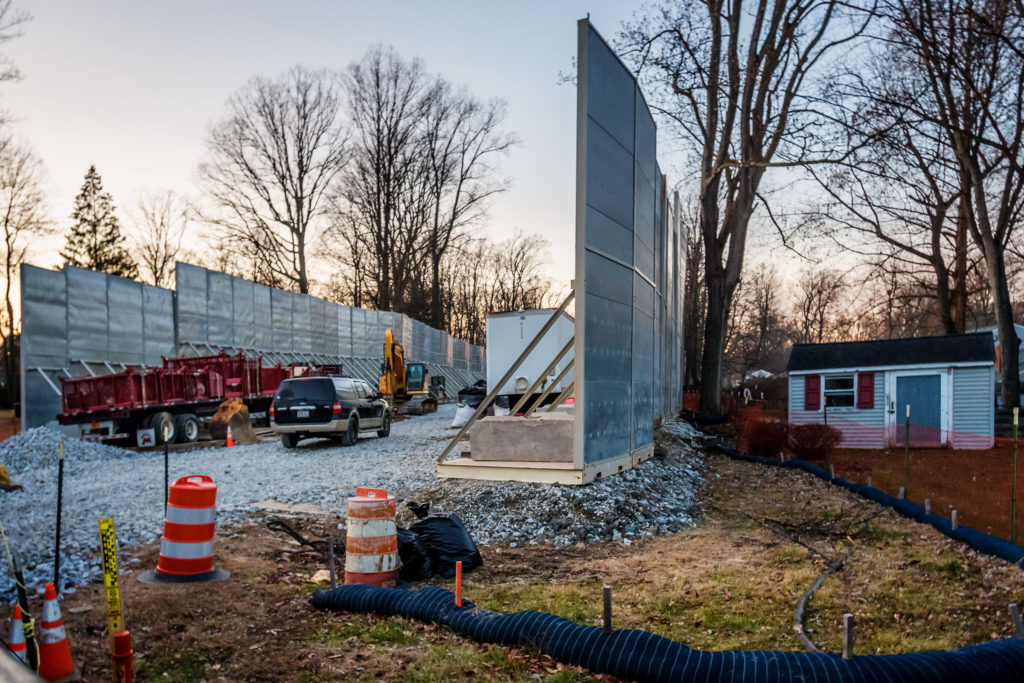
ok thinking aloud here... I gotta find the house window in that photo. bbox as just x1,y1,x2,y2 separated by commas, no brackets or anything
824,375,855,407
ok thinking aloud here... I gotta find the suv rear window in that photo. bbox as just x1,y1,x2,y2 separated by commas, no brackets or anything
276,378,335,403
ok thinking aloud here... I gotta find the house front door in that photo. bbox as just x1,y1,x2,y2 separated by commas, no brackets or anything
895,374,942,447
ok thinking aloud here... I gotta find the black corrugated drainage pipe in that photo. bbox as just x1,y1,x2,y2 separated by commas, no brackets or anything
312,585,1024,682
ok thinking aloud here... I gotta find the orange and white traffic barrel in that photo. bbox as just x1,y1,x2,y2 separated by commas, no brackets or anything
344,487,398,587
139,475,229,584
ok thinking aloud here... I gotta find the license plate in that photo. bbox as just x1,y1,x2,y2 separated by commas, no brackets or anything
297,410,309,418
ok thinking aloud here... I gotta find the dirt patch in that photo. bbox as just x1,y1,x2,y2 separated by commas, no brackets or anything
832,446,1022,540
27,448,1024,681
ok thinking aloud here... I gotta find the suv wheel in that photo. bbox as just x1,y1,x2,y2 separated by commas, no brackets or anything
341,418,359,446
281,433,299,449
377,412,391,438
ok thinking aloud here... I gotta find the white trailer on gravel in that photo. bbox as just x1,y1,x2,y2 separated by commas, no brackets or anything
486,309,574,411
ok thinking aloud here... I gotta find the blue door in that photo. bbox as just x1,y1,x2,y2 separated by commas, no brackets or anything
896,375,942,446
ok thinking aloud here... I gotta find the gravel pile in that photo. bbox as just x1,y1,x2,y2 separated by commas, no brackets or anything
0,426,139,472
0,406,707,602
414,419,705,547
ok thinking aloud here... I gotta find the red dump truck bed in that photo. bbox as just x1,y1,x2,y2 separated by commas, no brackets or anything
57,350,292,444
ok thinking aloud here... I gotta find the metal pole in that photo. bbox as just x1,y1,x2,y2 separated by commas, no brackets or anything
842,613,854,659
54,442,64,590
603,585,612,634
1013,408,1019,545
438,290,575,463
544,381,576,413
509,338,575,414
163,441,170,519
524,361,574,417
904,404,911,499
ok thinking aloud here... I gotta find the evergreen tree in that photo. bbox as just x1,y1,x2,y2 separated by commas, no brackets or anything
60,165,138,278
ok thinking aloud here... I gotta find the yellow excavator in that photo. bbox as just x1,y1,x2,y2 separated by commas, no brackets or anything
379,328,438,416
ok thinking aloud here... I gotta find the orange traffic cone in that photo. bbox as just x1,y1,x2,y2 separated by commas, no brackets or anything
37,582,74,682
7,604,26,664
225,424,233,448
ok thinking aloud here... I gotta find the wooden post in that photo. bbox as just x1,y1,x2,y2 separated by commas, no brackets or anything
842,613,854,659
1010,603,1023,638
1012,408,1019,545
603,585,612,634
924,498,931,515
898,486,905,500
327,534,336,589
829,464,836,479
904,404,911,499
952,510,959,531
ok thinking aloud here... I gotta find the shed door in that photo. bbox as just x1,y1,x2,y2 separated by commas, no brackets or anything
896,375,942,446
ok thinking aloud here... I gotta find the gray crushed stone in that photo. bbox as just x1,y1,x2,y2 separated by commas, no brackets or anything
0,405,705,602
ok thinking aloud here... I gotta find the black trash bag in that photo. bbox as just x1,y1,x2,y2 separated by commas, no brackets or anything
410,513,483,578
407,501,431,520
396,528,433,581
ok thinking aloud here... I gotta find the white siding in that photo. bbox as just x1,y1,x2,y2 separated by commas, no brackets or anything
788,372,887,449
952,366,995,449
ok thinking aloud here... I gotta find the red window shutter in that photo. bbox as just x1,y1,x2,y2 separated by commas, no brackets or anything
804,375,821,411
857,372,875,409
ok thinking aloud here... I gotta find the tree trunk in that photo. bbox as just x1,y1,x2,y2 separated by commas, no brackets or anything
699,268,728,413
950,201,969,333
980,236,1021,406
430,255,443,329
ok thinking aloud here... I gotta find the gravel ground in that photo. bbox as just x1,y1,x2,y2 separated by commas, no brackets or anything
0,405,705,601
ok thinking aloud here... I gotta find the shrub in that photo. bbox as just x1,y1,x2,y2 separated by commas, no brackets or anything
788,424,843,462
747,421,790,458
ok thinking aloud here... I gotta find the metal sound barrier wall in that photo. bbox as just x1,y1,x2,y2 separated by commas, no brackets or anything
573,19,684,469
20,262,485,429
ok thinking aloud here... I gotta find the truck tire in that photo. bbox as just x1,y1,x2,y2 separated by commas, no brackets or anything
281,433,299,449
174,413,200,443
376,412,391,438
150,411,176,444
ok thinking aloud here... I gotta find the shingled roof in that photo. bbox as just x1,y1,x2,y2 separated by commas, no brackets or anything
787,333,996,372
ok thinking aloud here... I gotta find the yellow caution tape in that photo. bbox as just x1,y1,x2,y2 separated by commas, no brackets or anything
98,518,124,637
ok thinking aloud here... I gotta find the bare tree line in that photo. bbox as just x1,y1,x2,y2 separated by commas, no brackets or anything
625,0,1024,409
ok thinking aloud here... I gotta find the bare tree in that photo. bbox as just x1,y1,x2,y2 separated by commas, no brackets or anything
0,1,29,88
793,268,848,344
724,263,789,384
878,0,1024,406
420,82,517,328
490,231,553,312
333,46,431,312
680,194,705,387
0,139,46,400
622,0,872,412
131,191,188,288
199,65,347,294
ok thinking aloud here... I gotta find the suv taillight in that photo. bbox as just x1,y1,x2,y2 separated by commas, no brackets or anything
333,402,341,416
270,403,275,419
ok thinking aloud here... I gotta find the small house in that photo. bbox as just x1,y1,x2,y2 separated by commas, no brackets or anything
787,334,996,449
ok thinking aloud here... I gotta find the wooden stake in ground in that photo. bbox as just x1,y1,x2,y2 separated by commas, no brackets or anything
842,613,854,659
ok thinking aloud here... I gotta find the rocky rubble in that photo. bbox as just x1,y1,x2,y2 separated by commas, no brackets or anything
411,419,706,547
0,408,707,602
0,426,139,473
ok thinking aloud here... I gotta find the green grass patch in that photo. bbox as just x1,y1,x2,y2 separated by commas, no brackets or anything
396,644,531,682
135,650,207,682
309,614,424,646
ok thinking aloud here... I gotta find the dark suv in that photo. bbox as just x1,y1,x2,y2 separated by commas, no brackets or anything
270,377,391,449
